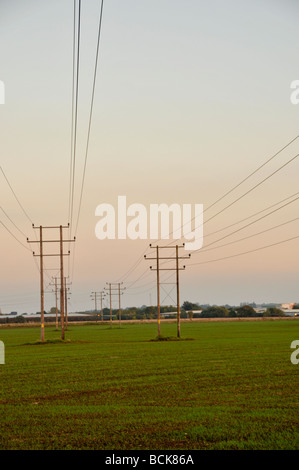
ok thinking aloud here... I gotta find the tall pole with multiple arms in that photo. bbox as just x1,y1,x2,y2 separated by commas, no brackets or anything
145,244,191,338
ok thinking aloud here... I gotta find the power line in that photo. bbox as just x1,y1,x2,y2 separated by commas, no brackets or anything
68,0,77,225
198,216,299,254
191,194,299,254
0,165,33,224
203,190,299,239
188,235,299,267
69,0,82,236
201,153,299,229
112,138,299,282
124,256,176,290
0,206,27,238
152,136,299,245
74,0,105,237
164,152,299,246
0,163,43,272
117,246,150,282
69,0,105,285
124,150,299,299
125,266,152,289
0,208,43,275
0,218,32,252
204,135,298,213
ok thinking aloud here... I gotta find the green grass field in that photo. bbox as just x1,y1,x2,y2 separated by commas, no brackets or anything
0,320,298,450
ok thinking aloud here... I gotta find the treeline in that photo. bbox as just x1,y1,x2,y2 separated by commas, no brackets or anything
0,303,289,325
102,303,286,319
0,315,99,325
195,305,286,318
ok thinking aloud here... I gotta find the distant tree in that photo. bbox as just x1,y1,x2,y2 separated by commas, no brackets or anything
201,306,229,318
160,305,176,313
264,307,285,317
145,306,156,316
236,305,256,317
128,307,138,312
188,310,194,320
49,307,60,314
14,315,26,323
227,308,237,317
182,301,200,311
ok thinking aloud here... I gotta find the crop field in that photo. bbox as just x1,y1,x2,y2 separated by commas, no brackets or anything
0,319,298,450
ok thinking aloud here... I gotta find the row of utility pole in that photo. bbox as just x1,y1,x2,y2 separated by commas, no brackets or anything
28,226,189,341
50,276,72,331
96,245,190,338
104,282,126,328
90,283,125,328
27,224,75,341
90,245,190,337
90,290,105,322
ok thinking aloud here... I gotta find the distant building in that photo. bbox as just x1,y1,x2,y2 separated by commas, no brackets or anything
10,311,18,315
281,303,295,310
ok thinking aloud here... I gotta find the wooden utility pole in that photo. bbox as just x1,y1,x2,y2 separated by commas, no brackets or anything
28,224,75,341
91,291,106,322
90,291,100,321
55,277,58,330
109,283,112,327
118,283,121,328
100,291,105,321
59,225,65,339
104,283,125,328
64,277,69,330
145,244,190,338
176,245,181,338
39,226,44,341
156,246,160,336
50,277,71,331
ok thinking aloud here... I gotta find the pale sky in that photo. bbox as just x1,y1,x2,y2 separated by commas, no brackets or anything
0,0,299,313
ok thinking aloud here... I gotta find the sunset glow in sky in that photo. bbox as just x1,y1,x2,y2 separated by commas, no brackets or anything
0,0,298,313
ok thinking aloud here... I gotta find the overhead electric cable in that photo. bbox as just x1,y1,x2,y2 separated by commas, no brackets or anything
0,165,33,224
198,217,299,254
204,190,299,239
74,0,105,238
115,137,299,280
0,206,27,238
191,194,299,254
68,0,78,224
189,235,299,266
0,218,32,252
69,0,82,235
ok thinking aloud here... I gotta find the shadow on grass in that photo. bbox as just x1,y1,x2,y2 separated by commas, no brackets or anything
21,339,89,346
149,335,194,342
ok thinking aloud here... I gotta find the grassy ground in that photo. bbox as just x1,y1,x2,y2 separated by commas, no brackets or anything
0,320,298,450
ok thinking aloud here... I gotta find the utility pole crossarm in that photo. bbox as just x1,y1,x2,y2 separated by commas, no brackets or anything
105,282,125,328
144,244,191,338
27,239,75,243
27,224,74,341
